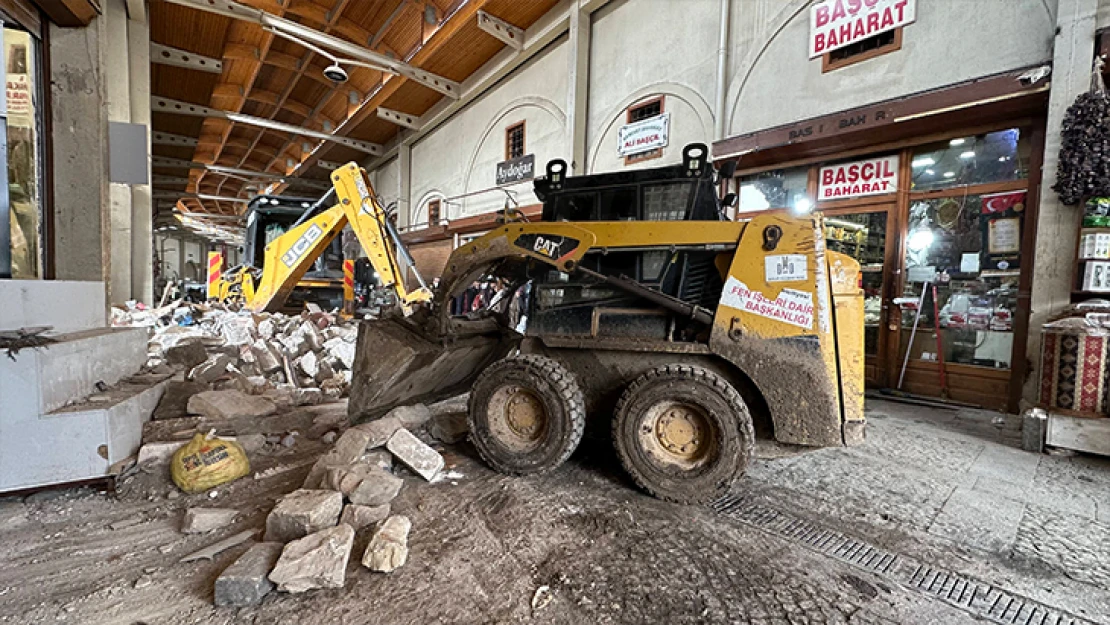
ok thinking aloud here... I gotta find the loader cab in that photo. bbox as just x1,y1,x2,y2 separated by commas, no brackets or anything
525,144,729,341
534,143,722,223
243,195,343,279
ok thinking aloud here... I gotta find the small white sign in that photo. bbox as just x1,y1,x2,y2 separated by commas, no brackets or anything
617,113,670,157
817,155,898,201
720,276,815,330
809,0,916,58
765,254,808,283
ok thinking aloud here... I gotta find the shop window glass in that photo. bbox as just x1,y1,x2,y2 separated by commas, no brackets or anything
825,213,887,356
898,191,1025,370
6,26,41,279
909,129,1029,191
737,167,808,213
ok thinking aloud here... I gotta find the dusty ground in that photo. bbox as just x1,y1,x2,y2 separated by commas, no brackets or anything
0,399,1106,625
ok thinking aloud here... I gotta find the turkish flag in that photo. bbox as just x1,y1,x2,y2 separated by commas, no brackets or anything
981,190,1026,214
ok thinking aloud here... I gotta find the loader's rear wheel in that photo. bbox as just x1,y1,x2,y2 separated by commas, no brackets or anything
613,364,754,504
468,354,586,475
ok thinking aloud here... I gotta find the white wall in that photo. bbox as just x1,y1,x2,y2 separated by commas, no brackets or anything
371,156,401,223
586,0,719,173
408,36,569,222
726,0,1057,136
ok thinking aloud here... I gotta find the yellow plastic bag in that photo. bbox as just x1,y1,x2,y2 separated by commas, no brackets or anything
171,432,250,493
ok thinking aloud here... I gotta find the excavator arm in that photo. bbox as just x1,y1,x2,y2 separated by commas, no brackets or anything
241,162,432,313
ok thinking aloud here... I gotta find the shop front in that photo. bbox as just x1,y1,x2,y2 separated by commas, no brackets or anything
714,70,1049,412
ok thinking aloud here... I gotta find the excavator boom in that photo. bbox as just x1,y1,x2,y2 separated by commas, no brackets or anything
235,163,432,313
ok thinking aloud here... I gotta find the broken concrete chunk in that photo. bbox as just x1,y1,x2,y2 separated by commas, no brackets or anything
339,504,390,531
189,354,231,384
269,523,355,593
181,507,238,534
237,433,266,454
297,351,319,378
352,416,402,450
362,515,411,573
302,428,373,489
363,449,392,472
429,412,469,444
257,318,276,340
315,359,335,384
323,337,355,370
325,463,373,497
187,390,277,419
348,468,404,506
263,489,343,543
386,428,444,481
387,404,432,430
291,388,323,406
251,340,282,373
296,321,325,351
278,334,309,359
164,341,208,370
214,542,283,607
136,440,185,465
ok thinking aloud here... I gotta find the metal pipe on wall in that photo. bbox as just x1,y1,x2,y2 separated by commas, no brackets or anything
714,0,731,140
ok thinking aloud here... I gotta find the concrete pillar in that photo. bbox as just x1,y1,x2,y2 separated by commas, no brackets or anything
48,21,110,284
398,141,412,226
175,235,186,281
128,3,153,304
1024,0,1100,406
105,0,132,304
565,4,590,173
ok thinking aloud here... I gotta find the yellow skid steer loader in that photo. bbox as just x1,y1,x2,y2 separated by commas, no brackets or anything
226,146,864,504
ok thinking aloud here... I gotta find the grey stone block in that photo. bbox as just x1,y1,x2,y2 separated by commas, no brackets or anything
214,542,283,607
352,416,402,450
362,515,411,573
181,507,237,534
387,428,444,481
348,468,403,506
302,427,373,489
339,503,390,531
269,524,355,593
264,489,343,543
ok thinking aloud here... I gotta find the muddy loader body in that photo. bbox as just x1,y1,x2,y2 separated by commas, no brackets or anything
347,144,865,504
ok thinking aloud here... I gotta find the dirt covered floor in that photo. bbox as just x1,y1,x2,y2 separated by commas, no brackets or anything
0,399,1106,625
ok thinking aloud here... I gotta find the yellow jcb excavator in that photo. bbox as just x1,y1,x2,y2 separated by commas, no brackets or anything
228,146,864,504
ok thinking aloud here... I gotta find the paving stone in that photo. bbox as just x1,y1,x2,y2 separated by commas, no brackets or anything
181,507,238,534
352,416,402,450
387,404,432,429
187,390,277,419
428,412,468,444
264,489,343,543
214,542,283,607
189,354,232,384
136,440,185,465
339,504,390,531
972,476,1097,520
928,485,1024,552
302,427,373,488
362,515,411,573
967,445,1040,486
251,340,282,373
386,428,444,481
1012,503,1110,588
269,524,355,593
348,468,403,506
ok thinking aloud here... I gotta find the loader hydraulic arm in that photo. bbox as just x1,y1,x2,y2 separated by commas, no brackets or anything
242,162,432,313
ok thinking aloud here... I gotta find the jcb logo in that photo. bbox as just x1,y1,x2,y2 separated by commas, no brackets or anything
281,224,324,267
533,236,560,258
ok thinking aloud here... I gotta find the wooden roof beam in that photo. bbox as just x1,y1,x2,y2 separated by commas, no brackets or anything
163,0,460,98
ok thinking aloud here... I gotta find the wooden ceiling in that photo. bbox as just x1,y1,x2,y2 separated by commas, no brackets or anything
149,0,559,218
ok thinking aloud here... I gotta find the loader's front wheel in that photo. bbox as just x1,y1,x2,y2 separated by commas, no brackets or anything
468,354,586,475
613,364,754,504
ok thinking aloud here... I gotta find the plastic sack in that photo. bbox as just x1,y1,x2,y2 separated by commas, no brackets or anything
171,432,250,493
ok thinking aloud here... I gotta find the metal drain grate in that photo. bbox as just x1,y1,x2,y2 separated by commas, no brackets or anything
712,495,1094,625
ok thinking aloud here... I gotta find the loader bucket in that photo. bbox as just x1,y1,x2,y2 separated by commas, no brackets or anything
347,316,517,423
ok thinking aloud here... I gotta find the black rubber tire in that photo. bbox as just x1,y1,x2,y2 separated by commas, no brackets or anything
468,354,586,475
612,364,755,504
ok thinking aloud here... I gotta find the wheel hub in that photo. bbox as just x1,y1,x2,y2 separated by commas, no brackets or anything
504,387,545,440
654,406,705,458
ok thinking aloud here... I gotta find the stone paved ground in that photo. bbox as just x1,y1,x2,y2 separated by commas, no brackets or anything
744,399,1110,623
0,398,1106,624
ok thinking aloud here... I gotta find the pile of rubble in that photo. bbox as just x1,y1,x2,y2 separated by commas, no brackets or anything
162,404,462,607
114,300,358,404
